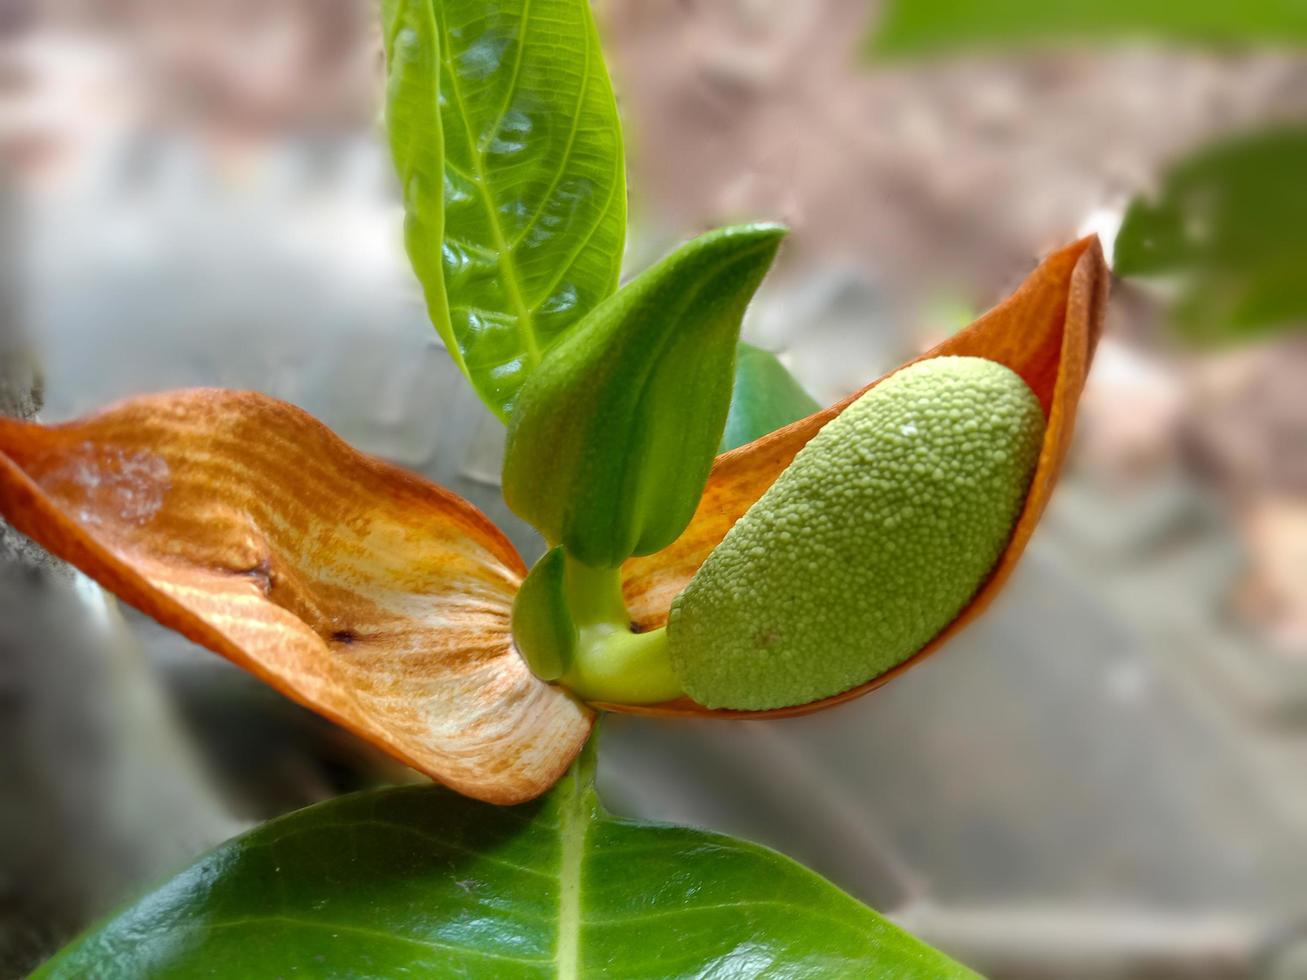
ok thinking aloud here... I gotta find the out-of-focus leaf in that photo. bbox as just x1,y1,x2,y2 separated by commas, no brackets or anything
720,342,820,452
1116,126,1307,343
868,0,1307,56
37,740,975,979
384,0,628,421
503,225,785,569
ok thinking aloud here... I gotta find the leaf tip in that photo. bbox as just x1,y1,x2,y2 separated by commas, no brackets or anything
720,221,789,251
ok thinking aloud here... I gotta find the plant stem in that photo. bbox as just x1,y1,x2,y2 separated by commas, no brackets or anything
557,554,682,704
562,554,629,628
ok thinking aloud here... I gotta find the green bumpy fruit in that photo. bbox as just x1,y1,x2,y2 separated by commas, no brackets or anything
667,356,1045,710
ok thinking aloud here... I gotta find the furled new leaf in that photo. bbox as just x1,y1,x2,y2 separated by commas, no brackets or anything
867,0,1307,57
37,741,975,979
720,342,821,452
1116,125,1307,343
384,0,628,420
503,224,786,569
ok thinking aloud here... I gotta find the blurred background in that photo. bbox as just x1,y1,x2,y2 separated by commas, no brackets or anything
1,0,1306,976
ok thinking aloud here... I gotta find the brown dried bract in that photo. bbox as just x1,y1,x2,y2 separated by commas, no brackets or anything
610,236,1110,718
0,390,591,804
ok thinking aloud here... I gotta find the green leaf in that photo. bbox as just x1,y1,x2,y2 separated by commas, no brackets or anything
503,224,786,569
384,0,450,365
37,741,975,979
512,546,577,681
867,0,1307,57
384,0,628,421
1116,125,1307,343
720,342,821,452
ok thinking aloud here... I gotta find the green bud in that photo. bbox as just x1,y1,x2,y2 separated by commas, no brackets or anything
511,548,577,682
503,224,786,569
667,356,1045,710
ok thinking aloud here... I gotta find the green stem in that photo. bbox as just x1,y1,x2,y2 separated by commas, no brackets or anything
556,555,683,704
562,555,629,628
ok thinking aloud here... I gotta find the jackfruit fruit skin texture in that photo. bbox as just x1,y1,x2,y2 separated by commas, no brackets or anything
667,356,1045,710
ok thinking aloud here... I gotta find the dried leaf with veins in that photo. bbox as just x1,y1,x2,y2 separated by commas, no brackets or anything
0,393,591,804
0,236,1106,800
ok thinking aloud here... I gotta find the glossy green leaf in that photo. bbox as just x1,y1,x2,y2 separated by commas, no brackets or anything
1116,126,1307,343
384,0,450,361
720,342,820,452
503,224,785,569
384,0,628,420
867,0,1307,56
38,740,974,979
512,546,577,681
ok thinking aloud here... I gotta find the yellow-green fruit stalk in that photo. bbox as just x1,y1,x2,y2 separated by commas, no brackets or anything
667,356,1045,710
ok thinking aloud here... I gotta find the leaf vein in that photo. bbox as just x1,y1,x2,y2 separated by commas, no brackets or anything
437,9,540,366
251,818,553,880
200,915,550,966
481,0,533,157
525,167,620,312
508,14,594,252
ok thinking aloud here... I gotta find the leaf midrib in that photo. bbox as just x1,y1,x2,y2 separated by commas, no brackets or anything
555,763,587,978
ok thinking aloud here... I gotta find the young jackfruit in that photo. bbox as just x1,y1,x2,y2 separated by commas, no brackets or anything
667,356,1045,710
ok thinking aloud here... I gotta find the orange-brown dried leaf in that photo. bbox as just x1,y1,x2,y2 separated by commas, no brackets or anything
612,236,1110,719
0,390,591,803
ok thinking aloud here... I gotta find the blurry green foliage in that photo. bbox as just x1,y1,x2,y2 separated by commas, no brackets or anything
867,0,1307,56
720,343,821,452
1116,127,1307,343
866,5,1307,344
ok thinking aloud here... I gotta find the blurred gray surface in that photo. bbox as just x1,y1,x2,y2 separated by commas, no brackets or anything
601,541,1307,910
32,138,540,558
2,175,236,975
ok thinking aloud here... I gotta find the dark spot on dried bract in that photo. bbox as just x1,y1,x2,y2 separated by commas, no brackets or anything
235,556,274,595
330,629,357,645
